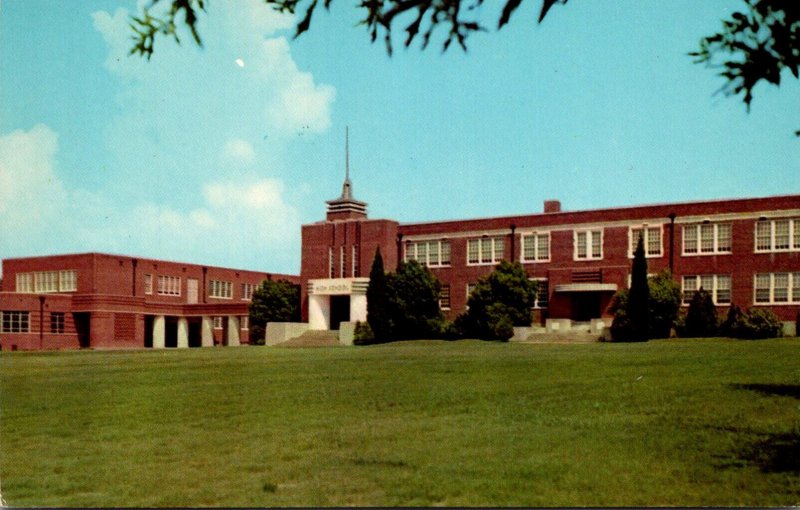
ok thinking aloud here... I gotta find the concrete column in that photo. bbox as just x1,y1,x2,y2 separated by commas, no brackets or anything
153,315,165,349
201,316,213,347
309,294,329,330
350,294,367,323
177,317,189,348
226,316,240,346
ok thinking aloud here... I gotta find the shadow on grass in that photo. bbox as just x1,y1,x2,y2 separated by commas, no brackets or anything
732,383,800,399
715,384,800,473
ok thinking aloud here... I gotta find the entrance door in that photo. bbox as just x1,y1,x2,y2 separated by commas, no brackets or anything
570,293,601,322
187,278,199,304
329,295,350,330
74,313,91,348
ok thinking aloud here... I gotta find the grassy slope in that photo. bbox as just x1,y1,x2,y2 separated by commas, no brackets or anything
1,339,799,507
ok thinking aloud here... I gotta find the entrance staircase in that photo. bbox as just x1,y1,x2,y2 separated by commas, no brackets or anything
276,330,341,347
517,322,600,343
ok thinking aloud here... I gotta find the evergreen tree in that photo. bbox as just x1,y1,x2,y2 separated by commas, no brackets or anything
627,235,650,341
685,288,718,337
366,247,391,341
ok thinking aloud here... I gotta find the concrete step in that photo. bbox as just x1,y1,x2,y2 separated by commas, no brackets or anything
521,332,600,344
277,330,341,347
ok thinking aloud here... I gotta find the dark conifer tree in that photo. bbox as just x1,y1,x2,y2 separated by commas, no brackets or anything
628,235,650,341
366,247,391,341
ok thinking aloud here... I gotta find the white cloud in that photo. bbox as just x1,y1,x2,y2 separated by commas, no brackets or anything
0,125,67,233
223,138,256,165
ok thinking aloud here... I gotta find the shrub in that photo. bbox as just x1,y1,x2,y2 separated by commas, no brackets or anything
386,261,443,340
457,261,537,341
353,321,376,345
647,270,682,339
731,308,783,339
684,289,718,337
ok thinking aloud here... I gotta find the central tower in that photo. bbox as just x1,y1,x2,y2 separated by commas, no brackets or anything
326,127,368,221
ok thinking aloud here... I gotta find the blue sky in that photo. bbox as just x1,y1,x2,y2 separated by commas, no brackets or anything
1,0,798,275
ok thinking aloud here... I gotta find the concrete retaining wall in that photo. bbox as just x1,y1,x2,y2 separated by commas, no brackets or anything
265,322,310,346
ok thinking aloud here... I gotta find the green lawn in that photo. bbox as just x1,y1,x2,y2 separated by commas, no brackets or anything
1,338,799,507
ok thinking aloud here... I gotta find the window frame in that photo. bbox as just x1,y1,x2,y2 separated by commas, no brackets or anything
1,311,30,333
682,223,733,256
521,232,551,263
681,274,732,305
466,237,505,266
157,275,181,296
439,284,451,310
629,225,663,258
208,279,233,299
574,229,603,260
754,218,800,253
753,272,800,304
405,240,452,267
50,312,66,334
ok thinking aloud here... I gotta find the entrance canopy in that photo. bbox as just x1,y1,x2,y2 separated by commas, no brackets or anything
307,278,369,330
554,283,618,293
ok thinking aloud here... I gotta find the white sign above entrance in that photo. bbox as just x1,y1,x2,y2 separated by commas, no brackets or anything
308,278,369,296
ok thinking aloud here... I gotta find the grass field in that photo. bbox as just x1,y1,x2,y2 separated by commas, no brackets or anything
1,338,799,507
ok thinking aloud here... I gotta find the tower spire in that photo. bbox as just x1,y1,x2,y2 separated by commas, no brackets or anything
341,126,352,200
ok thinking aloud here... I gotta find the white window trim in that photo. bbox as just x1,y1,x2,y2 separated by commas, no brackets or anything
15,273,33,293
754,218,800,253
529,277,549,309
241,283,254,301
521,232,551,263
682,223,733,256
628,225,663,258
157,275,182,296
1,311,30,333
144,274,153,295
573,229,603,261
405,240,452,268
753,272,800,305
209,280,233,299
439,284,451,311
58,270,78,292
467,237,504,266
681,274,732,306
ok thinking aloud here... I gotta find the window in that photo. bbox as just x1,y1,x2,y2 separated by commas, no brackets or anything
157,275,181,296
328,247,335,278
213,316,223,329
209,280,232,299
241,283,254,301
15,273,33,293
352,245,359,277
682,223,732,255
240,316,249,330
59,270,77,291
521,233,550,262
34,271,59,293
1,311,29,333
144,274,153,295
629,226,662,257
575,229,603,260
467,237,504,265
466,283,477,300
530,278,549,309
754,272,800,304
755,218,800,252
340,246,346,278
682,275,732,305
439,284,451,310
405,240,451,267
50,312,65,334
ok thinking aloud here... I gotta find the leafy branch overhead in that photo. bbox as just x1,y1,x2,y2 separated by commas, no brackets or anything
129,0,568,59
129,0,798,134
689,0,799,112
